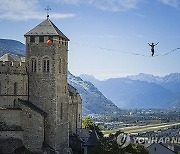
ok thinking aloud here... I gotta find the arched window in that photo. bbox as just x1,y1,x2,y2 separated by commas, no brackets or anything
43,58,50,72
14,82,17,95
31,58,37,72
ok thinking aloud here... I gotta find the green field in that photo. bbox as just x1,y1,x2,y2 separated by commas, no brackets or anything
103,122,180,136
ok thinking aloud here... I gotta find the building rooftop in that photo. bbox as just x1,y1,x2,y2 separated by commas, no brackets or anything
68,84,79,97
24,18,69,41
0,53,25,62
84,130,99,147
19,99,47,117
147,143,176,154
77,128,90,143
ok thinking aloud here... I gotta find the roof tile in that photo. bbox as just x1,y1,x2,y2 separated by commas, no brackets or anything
24,18,69,41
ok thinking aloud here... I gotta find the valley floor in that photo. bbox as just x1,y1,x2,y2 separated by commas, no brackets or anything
103,122,180,136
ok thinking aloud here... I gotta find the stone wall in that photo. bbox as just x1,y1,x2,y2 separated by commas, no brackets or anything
69,97,78,134
68,84,82,134
0,109,23,143
0,62,28,108
0,61,26,74
0,109,21,126
0,131,23,139
21,102,44,153
77,94,82,129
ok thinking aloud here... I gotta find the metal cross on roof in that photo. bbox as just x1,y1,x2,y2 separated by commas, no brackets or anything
45,6,51,18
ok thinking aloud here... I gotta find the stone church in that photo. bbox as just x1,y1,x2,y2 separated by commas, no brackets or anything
0,17,82,154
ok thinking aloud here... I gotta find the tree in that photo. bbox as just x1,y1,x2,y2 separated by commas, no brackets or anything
82,117,94,130
89,130,149,154
124,143,149,154
82,116,103,138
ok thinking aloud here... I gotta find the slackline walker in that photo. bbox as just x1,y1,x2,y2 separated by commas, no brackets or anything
148,42,159,56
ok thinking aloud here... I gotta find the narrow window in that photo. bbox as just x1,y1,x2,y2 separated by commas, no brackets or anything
34,60,37,72
39,36,44,43
31,59,37,72
43,60,46,72
13,99,16,107
65,86,66,93
14,82,17,95
47,60,50,72
30,36,35,43
43,58,50,73
59,37,61,44
31,60,33,71
79,114,81,122
48,36,53,43
60,103,63,119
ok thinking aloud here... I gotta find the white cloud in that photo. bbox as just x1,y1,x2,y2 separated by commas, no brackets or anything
137,35,144,38
55,0,80,4
90,0,140,11
49,13,76,19
159,0,180,8
55,0,142,11
0,0,76,21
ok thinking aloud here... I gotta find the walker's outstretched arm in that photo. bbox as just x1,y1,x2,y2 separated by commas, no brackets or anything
155,42,159,46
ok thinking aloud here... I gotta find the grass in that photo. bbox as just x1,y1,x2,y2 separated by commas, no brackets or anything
102,122,180,136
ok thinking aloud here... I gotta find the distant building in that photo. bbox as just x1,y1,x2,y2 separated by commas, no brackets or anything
0,17,82,154
83,130,99,154
148,143,176,154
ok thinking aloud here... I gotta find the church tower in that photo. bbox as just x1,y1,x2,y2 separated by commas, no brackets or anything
24,17,69,152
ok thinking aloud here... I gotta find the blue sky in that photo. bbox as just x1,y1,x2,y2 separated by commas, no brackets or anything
0,0,180,79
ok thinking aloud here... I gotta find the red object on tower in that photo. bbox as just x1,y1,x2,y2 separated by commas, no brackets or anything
47,39,53,45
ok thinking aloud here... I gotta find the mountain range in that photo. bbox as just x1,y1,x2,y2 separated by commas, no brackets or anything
68,72,120,115
0,39,25,56
128,73,180,94
0,39,120,116
80,73,180,109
